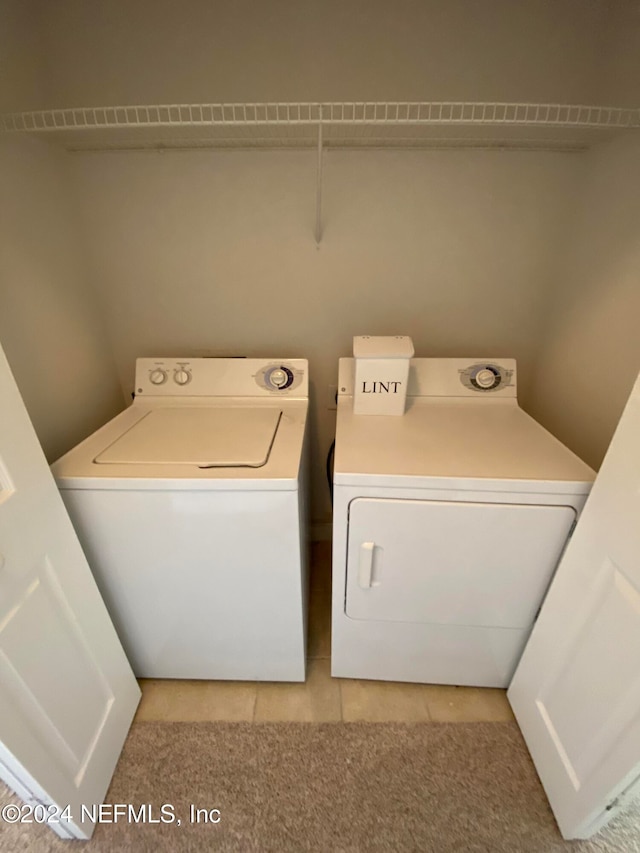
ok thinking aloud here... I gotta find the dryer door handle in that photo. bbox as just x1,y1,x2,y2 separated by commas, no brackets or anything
358,542,375,588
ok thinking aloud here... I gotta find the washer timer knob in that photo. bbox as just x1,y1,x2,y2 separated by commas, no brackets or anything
265,365,295,391
174,368,192,386
149,368,168,385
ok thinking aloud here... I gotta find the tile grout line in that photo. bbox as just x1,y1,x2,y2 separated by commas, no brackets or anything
422,689,433,722
251,682,259,723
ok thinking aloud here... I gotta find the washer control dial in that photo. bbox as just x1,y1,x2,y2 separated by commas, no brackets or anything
149,368,168,385
174,368,192,386
256,363,302,393
265,365,294,390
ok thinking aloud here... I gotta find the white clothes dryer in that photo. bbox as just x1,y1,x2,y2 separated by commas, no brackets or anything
331,357,595,687
53,357,309,681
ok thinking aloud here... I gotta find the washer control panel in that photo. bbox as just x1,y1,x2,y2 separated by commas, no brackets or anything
146,362,192,389
459,362,514,393
255,362,304,393
135,358,308,397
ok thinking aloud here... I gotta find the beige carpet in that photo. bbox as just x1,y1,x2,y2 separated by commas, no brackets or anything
1,722,639,852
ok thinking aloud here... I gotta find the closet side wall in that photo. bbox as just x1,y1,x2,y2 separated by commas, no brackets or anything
528,3,640,471
527,134,640,470
0,137,125,462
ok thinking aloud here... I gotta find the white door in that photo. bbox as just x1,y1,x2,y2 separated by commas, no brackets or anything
346,497,575,626
509,370,640,839
0,343,140,840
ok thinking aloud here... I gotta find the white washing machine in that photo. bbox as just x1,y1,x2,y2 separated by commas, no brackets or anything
53,357,309,681
331,357,595,687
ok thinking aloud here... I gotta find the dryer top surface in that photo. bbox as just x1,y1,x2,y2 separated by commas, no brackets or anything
334,397,595,493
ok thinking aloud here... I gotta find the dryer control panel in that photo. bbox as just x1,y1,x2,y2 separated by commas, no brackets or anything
459,362,514,393
338,358,517,400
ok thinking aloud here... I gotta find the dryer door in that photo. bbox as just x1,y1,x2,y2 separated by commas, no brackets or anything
345,499,575,627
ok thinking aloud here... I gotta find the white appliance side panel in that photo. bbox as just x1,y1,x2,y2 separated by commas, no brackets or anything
60,488,306,681
345,499,576,627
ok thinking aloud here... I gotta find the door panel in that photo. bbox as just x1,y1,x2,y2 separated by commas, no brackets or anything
537,558,640,788
346,498,575,627
0,342,139,839
0,556,114,779
509,370,640,839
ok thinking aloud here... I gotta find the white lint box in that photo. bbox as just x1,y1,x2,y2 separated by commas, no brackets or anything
353,336,415,415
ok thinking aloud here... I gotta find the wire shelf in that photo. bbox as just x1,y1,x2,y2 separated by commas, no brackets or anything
2,102,638,151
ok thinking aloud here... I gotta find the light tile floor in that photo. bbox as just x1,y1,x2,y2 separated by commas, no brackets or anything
135,541,515,724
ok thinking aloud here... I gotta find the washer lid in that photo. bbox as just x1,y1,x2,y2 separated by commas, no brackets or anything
94,407,282,467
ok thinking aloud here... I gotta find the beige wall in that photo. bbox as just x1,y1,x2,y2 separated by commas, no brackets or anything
527,135,640,470
68,147,583,522
595,0,640,107
0,0,43,111
0,137,125,462
36,0,610,106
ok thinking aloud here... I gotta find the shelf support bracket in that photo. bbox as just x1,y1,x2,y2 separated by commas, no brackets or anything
315,107,324,246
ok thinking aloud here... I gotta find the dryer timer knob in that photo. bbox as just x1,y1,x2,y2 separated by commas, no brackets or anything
149,368,168,385
475,368,498,389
